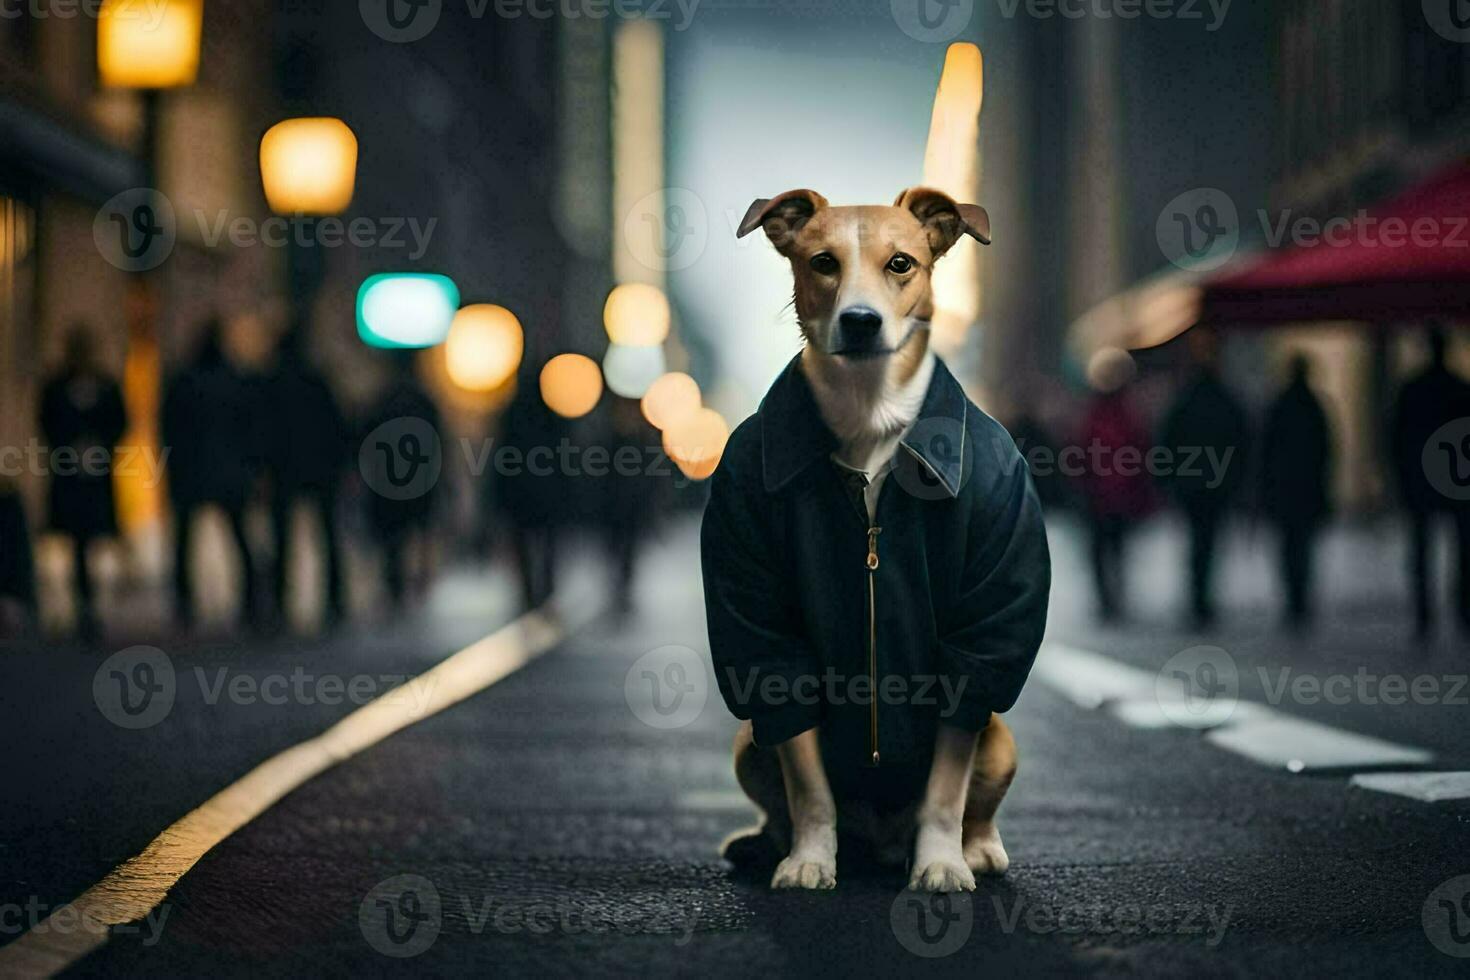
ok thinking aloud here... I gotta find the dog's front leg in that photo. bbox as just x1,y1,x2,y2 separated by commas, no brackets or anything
771,728,837,889
909,725,978,893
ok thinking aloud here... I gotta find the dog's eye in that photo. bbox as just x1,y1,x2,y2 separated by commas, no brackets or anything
887,254,915,274
809,253,839,276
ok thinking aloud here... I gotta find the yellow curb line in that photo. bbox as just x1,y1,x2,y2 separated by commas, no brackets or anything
0,610,564,978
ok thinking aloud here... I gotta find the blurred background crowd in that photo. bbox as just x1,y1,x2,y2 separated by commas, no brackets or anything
2,0,1470,649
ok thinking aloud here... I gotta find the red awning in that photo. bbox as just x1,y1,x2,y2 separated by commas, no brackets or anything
1201,160,1470,324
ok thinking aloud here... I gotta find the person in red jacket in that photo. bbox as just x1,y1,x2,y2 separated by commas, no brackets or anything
1075,348,1157,622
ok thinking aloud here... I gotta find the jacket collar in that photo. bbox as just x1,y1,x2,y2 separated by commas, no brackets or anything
759,354,968,497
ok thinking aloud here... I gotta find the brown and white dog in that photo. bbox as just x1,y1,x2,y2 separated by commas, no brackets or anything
725,187,1015,893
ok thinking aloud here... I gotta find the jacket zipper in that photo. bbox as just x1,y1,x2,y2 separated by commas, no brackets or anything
866,524,882,767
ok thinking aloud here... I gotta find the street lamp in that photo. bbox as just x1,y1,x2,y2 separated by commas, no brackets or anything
259,118,359,216
95,0,204,531
260,117,359,325
97,0,203,90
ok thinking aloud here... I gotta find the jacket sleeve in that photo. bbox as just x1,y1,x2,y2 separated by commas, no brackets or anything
701,454,823,747
937,441,1051,730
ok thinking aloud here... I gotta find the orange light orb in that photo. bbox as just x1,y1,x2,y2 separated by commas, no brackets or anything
663,407,730,481
641,372,701,431
446,305,523,393
540,353,603,419
603,282,670,346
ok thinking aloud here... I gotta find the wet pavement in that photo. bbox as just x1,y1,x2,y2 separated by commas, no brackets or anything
3,518,1469,976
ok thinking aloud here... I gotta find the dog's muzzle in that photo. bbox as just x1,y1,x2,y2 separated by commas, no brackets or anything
830,307,885,357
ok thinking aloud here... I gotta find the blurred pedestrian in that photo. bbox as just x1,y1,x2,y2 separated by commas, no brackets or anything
162,320,264,629
1158,328,1250,629
1389,325,1470,637
1261,354,1332,629
360,352,443,607
0,480,36,635
1075,349,1157,622
39,325,127,638
1006,397,1068,513
601,395,660,617
263,321,350,629
494,368,570,611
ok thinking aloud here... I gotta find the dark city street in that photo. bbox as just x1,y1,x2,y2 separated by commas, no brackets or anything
3,1,1470,978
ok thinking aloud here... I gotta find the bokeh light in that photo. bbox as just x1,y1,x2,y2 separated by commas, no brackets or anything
663,407,730,481
259,118,359,215
1085,346,1137,393
540,353,604,418
602,344,665,398
641,372,701,431
603,283,671,346
356,273,459,349
97,0,202,89
446,305,523,393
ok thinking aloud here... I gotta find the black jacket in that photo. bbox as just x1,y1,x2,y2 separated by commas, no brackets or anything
701,357,1050,801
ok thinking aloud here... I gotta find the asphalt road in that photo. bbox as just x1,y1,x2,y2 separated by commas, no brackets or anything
3,520,1469,977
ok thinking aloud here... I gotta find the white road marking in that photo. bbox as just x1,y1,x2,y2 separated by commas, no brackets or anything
1349,771,1470,802
1030,642,1157,709
1206,714,1434,773
0,610,567,979
1034,640,1436,774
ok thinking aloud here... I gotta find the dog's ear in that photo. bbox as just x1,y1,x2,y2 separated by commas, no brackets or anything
894,186,991,257
737,189,829,255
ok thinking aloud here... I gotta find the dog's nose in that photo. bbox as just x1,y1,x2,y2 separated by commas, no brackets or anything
838,308,883,338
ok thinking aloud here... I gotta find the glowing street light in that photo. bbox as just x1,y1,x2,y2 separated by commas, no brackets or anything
445,305,523,393
663,407,730,481
603,282,670,346
259,118,359,216
540,354,604,418
356,273,459,349
97,0,203,90
641,372,701,431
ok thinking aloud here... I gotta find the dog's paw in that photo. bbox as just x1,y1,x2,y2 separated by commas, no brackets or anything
771,856,836,890
963,825,1010,875
908,860,975,893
